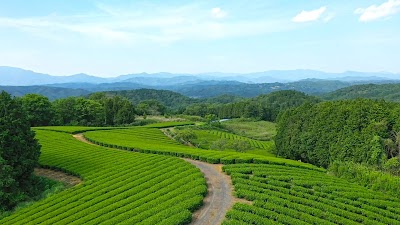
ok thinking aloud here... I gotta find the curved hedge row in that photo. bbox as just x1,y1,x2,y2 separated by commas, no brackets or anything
223,164,400,225
0,130,206,224
83,128,323,171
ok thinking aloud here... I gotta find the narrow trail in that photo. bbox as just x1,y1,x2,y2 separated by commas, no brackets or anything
72,133,247,225
182,159,233,225
73,133,96,146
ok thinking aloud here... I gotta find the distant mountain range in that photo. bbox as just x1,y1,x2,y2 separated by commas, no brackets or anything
1,66,400,99
1,66,399,86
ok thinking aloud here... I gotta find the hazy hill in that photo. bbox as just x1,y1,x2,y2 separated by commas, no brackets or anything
323,83,400,102
1,66,399,86
168,79,351,98
0,85,90,100
0,66,107,85
98,89,198,110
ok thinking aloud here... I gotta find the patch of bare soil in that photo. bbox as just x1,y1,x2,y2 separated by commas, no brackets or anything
73,133,96,146
34,168,82,188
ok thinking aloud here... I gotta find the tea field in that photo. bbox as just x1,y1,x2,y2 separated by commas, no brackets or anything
84,126,400,225
0,130,206,225
3,124,400,225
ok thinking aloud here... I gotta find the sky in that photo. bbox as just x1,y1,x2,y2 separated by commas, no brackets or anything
0,0,399,77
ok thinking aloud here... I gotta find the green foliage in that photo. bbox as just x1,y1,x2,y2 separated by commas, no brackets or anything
96,89,197,113
136,100,166,116
83,127,320,170
210,139,229,151
0,130,206,224
174,129,197,145
52,94,135,126
52,97,104,126
34,126,126,134
329,161,400,197
89,93,135,125
176,79,350,98
19,94,54,127
221,118,276,141
276,99,400,168
0,91,41,211
144,121,195,128
184,90,321,122
223,163,400,225
383,157,400,175
324,83,400,102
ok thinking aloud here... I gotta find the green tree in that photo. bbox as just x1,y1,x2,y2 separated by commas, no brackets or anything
52,97,78,125
228,140,251,152
137,100,166,116
0,91,41,211
20,94,54,127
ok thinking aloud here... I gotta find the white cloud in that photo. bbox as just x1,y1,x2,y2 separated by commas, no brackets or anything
323,13,336,22
354,0,400,22
0,4,294,45
292,6,327,23
211,7,227,19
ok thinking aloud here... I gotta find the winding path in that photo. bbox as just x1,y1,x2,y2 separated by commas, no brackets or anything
73,133,242,225
183,159,234,225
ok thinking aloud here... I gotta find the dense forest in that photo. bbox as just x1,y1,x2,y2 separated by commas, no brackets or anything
184,90,320,121
275,99,400,172
19,93,136,126
2,89,322,127
324,83,400,102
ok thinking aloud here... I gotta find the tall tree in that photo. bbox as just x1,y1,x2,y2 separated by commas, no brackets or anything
0,91,41,211
20,94,54,127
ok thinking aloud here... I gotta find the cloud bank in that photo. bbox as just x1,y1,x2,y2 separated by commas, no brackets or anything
355,0,400,22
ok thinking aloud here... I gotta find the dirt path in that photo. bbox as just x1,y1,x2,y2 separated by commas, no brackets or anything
73,133,96,146
72,133,247,225
183,159,235,225
34,168,82,188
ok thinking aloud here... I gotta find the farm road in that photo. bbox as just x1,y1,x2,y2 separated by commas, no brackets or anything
73,133,245,225
183,159,234,225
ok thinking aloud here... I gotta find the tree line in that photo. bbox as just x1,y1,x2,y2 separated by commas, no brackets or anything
19,92,136,127
14,89,321,127
184,90,321,121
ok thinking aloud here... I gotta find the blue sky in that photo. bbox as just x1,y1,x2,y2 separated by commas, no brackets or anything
0,0,399,77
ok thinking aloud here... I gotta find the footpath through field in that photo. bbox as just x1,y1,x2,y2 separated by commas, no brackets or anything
74,133,237,225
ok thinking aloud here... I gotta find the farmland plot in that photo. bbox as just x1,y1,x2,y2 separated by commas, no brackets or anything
0,130,206,225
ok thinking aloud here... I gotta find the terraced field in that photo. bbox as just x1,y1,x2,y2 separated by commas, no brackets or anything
0,130,206,225
4,124,400,224
83,127,318,170
223,164,400,225
190,129,275,156
83,126,400,225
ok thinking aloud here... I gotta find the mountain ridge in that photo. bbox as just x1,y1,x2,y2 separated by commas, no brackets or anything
1,66,399,86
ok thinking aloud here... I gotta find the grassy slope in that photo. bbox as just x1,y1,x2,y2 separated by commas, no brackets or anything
0,130,206,225
221,119,277,141
189,129,275,157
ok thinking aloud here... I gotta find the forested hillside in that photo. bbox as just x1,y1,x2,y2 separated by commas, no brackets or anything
0,86,90,100
324,83,400,102
275,99,400,169
172,79,350,98
184,90,320,121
